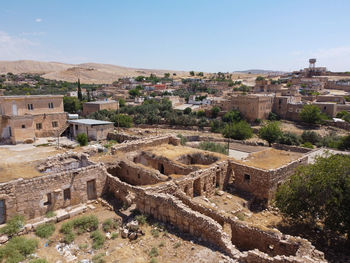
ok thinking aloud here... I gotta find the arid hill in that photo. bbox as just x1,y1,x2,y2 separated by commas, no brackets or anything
0,60,188,84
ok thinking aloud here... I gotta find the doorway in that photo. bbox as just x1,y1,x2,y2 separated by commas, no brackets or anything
0,200,5,224
87,180,97,200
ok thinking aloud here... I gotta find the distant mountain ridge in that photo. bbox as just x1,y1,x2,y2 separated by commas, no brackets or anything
0,60,187,84
234,69,286,75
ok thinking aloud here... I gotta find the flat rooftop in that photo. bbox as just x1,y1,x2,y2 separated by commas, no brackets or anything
84,100,117,105
239,148,303,170
0,95,64,99
68,119,113,125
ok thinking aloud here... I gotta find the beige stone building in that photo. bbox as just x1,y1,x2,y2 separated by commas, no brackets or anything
0,95,67,144
82,100,119,116
68,119,114,141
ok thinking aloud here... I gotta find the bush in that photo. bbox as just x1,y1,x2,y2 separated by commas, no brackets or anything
211,106,220,118
72,215,99,234
199,141,228,155
0,237,38,263
35,223,55,239
275,154,350,236
268,112,279,121
92,253,106,263
278,132,301,146
79,243,89,250
76,133,88,146
149,247,159,257
183,107,192,115
45,211,56,218
90,230,105,250
0,215,25,236
301,142,314,149
301,131,321,144
151,228,160,238
176,134,187,146
29,259,49,263
111,232,118,239
222,121,253,140
135,214,148,225
63,232,75,244
60,221,73,235
102,218,118,232
258,121,282,146
222,110,242,123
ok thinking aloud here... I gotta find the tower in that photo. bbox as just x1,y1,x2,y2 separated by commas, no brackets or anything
309,58,316,70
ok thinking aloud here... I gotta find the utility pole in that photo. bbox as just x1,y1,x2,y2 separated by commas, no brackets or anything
227,138,230,156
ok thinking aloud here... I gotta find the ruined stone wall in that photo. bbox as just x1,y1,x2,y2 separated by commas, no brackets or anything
174,161,231,198
0,163,108,220
230,161,270,202
272,143,313,153
133,151,196,176
111,135,180,153
135,191,239,258
107,132,141,143
106,160,168,186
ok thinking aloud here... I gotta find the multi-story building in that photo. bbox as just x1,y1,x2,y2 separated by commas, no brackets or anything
0,95,67,144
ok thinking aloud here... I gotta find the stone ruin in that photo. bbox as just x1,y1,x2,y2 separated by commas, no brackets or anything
0,135,326,262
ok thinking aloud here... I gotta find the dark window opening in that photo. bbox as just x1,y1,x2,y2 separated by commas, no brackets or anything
63,188,71,200
27,104,34,110
158,163,165,174
138,174,140,179
36,123,42,130
52,121,58,128
48,102,54,109
244,174,251,183
44,193,52,206
21,124,25,129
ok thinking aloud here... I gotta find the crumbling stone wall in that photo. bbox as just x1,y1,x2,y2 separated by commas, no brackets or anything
174,161,232,198
0,163,108,220
106,160,168,186
272,143,313,153
107,132,141,143
111,135,180,153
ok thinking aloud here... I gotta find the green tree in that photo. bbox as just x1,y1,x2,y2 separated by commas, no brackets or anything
164,73,170,78
222,110,242,123
222,121,253,140
77,79,82,101
189,71,195,76
113,114,133,128
129,89,141,97
118,98,126,107
301,130,321,145
278,132,301,146
76,133,88,146
183,107,192,115
256,76,265,81
211,106,220,118
258,121,282,146
63,96,81,114
275,154,350,236
197,72,204,77
299,105,325,124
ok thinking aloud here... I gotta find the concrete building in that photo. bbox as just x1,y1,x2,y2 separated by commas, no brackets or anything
68,119,114,141
0,95,67,144
82,100,119,116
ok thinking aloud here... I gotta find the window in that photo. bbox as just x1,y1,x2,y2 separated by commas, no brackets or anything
36,123,42,130
21,124,25,129
48,102,54,109
27,104,34,110
244,174,251,183
52,121,58,128
63,188,71,200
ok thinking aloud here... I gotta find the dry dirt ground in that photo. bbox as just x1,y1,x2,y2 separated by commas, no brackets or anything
24,203,232,263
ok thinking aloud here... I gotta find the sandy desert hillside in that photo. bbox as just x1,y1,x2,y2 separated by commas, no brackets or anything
0,60,188,84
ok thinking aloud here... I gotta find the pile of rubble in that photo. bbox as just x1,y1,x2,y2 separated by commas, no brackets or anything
120,220,144,241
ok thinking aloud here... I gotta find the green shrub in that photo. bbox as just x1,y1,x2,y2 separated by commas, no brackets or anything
0,215,25,236
60,221,73,235
35,223,55,239
301,130,321,144
236,212,245,221
92,253,105,263
29,259,49,263
176,134,187,146
102,218,118,232
45,211,56,218
76,133,88,146
149,247,159,257
150,258,158,263
198,141,228,155
72,215,98,234
159,241,165,247
278,132,301,146
90,230,105,249
0,236,38,263
173,242,181,248
63,232,75,244
135,214,148,225
111,232,118,239
258,121,282,146
151,228,160,238
301,142,314,149
79,243,89,250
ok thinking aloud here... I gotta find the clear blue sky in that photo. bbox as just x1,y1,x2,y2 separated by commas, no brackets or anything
1,0,350,72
